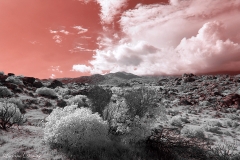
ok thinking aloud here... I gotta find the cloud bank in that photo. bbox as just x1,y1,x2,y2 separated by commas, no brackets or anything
73,0,240,75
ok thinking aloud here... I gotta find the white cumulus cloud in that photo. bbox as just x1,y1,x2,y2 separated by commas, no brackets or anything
74,0,240,75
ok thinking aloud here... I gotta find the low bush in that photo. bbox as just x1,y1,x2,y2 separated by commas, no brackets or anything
169,116,183,127
8,98,26,114
67,95,89,108
0,101,25,130
5,76,24,85
36,87,57,98
54,87,70,98
44,105,110,158
123,87,164,119
204,125,222,134
0,86,12,97
207,120,222,127
0,71,4,75
181,126,206,140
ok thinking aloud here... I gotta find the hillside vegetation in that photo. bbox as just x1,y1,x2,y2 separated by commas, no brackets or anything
0,72,240,160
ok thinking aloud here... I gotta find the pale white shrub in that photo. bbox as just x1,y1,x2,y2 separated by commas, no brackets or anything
169,116,183,127
67,95,89,106
0,86,12,97
54,87,70,98
181,126,206,140
206,120,222,127
44,105,109,150
0,71,4,75
203,124,222,134
36,87,57,98
5,76,24,85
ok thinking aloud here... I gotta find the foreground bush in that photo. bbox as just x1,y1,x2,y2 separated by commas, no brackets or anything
44,105,110,158
36,87,57,98
0,101,25,130
0,86,12,97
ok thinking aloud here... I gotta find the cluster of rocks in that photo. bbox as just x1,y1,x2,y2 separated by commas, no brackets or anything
157,73,240,112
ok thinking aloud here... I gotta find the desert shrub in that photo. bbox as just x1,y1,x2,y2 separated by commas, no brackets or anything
170,116,183,127
204,125,222,134
103,97,128,122
8,98,26,114
226,114,240,120
5,76,24,85
0,101,25,130
145,127,210,160
181,126,206,140
87,85,112,117
54,87,70,98
44,105,110,158
36,87,57,98
207,140,240,160
223,119,234,127
0,71,4,75
67,95,89,107
0,86,12,97
104,87,167,144
207,120,223,127
123,87,164,119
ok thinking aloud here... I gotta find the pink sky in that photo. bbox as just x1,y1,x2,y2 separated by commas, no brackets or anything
1,0,240,79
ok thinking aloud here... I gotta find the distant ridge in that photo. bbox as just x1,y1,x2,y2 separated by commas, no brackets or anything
104,71,140,80
57,74,105,84
57,72,140,85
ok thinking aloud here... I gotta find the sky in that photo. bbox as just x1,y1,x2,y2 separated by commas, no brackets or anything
0,0,240,79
